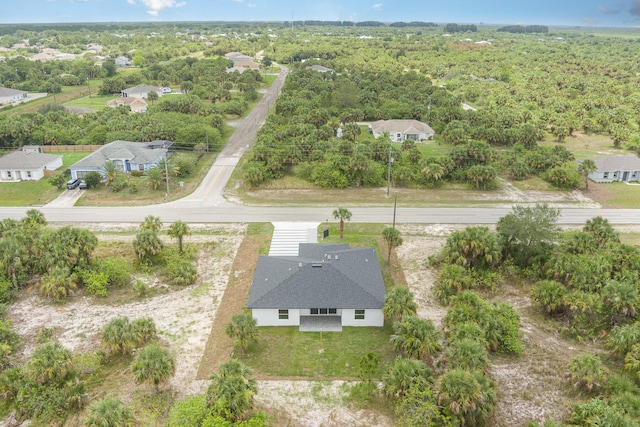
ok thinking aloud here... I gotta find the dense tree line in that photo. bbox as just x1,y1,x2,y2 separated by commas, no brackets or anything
444,23,478,33
497,25,549,33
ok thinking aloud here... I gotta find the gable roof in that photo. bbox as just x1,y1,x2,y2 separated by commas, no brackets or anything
589,156,640,172
122,84,161,95
0,87,27,97
370,119,435,135
70,140,170,169
0,151,61,169
306,65,333,73
107,97,148,107
247,243,385,309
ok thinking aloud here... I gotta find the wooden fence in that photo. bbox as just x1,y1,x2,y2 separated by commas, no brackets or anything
41,145,101,153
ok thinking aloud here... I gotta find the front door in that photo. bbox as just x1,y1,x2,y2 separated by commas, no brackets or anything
15,171,21,180
623,172,629,182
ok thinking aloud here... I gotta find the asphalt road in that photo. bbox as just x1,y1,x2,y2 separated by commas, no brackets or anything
2,66,640,226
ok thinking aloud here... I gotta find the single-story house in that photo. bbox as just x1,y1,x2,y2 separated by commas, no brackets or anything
0,148,62,181
69,140,173,180
369,119,435,142
107,97,148,113
120,84,163,99
585,156,640,183
115,56,131,67
247,243,386,329
306,65,334,73
0,87,28,105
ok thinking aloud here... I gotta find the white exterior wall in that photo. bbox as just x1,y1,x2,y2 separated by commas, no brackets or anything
252,308,300,326
341,309,384,327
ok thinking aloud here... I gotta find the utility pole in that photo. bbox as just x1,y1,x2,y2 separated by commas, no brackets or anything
165,158,170,197
386,142,393,197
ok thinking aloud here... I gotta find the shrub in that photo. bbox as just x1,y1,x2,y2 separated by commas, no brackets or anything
569,354,607,393
0,276,12,304
83,171,102,188
85,397,134,426
166,258,198,286
175,158,195,177
130,170,144,177
83,271,109,297
97,257,132,287
110,175,129,192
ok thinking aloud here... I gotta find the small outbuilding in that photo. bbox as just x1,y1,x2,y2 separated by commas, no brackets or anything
247,243,386,331
0,87,28,105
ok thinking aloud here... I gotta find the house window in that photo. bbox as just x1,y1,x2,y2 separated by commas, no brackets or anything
139,164,145,171
310,308,337,315
7,171,11,178
278,309,289,320
355,309,365,320
603,172,609,179
26,171,32,178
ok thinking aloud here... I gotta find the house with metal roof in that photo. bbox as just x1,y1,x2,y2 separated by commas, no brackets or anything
369,119,435,142
120,84,163,99
0,148,62,181
68,140,172,180
247,243,386,331
0,87,28,105
585,155,640,183
107,97,148,113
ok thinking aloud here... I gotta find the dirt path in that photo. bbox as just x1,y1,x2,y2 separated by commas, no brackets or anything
196,233,270,378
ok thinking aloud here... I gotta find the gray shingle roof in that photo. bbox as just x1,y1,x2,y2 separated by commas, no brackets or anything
0,87,27,97
589,156,640,172
70,140,169,169
247,244,386,309
370,119,435,135
122,84,161,95
0,151,60,169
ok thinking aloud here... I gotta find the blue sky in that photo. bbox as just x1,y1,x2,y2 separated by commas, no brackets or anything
1,0,639,27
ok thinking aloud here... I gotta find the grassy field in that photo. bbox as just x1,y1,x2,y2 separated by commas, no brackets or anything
237,325,395,378
64,94,115,111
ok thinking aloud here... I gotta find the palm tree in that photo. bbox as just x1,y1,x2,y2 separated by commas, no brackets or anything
225,312,259,354
37,266,77,302
382,357,433,399
332,207,352,239
140,215,163,233
446,339,490,371
132,344,175,393
157,157,179,179
133,230,164,265
441,226,502,270
145,167,163,190
101,160,120,186
168,221,191,252
383,286,417,322
146,90,159,105
390,316,442,361
382,226,403,263
25,342,74,385
583,216,620,247
21,209,47,228
131,317,157,345
85,396,134,426
101,316,136,356
569,354,607,393
436,369,496,426
577,159,597,190
207,359,257,422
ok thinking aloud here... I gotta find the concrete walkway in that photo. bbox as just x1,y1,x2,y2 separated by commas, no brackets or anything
268,222,320,256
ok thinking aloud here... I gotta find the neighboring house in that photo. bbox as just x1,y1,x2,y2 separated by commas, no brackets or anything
585,156,640,183
247,243,386,329
0,148,62,181
115,56,131,67
0,87,28,105
225,52,260,70
306,65,334,73
369,119,435,142
69,140,172,179
107,97,148,113
120,84,163,99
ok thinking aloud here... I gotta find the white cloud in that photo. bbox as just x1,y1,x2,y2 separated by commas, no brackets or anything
233,0,245,2
140,0,185,16
126,0,136,5
371,3,382,11
247,3,256,7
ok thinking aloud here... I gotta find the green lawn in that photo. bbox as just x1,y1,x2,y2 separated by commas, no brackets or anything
64,95,115,111
236,325,396,378
53,151,93,167
599,182,640,208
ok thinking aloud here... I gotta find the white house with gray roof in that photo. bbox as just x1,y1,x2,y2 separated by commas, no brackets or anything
121,84,163,99
0,87,28,105
247,243,386,330
369,119,435,142
0,148,62,181
585,156,640,183
69,140,172,180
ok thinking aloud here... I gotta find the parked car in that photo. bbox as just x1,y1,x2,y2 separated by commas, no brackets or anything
66,178,81,189
79,180,88,190
161,87,172,94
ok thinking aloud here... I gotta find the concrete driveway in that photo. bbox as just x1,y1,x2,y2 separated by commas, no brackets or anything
45,188,85,207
